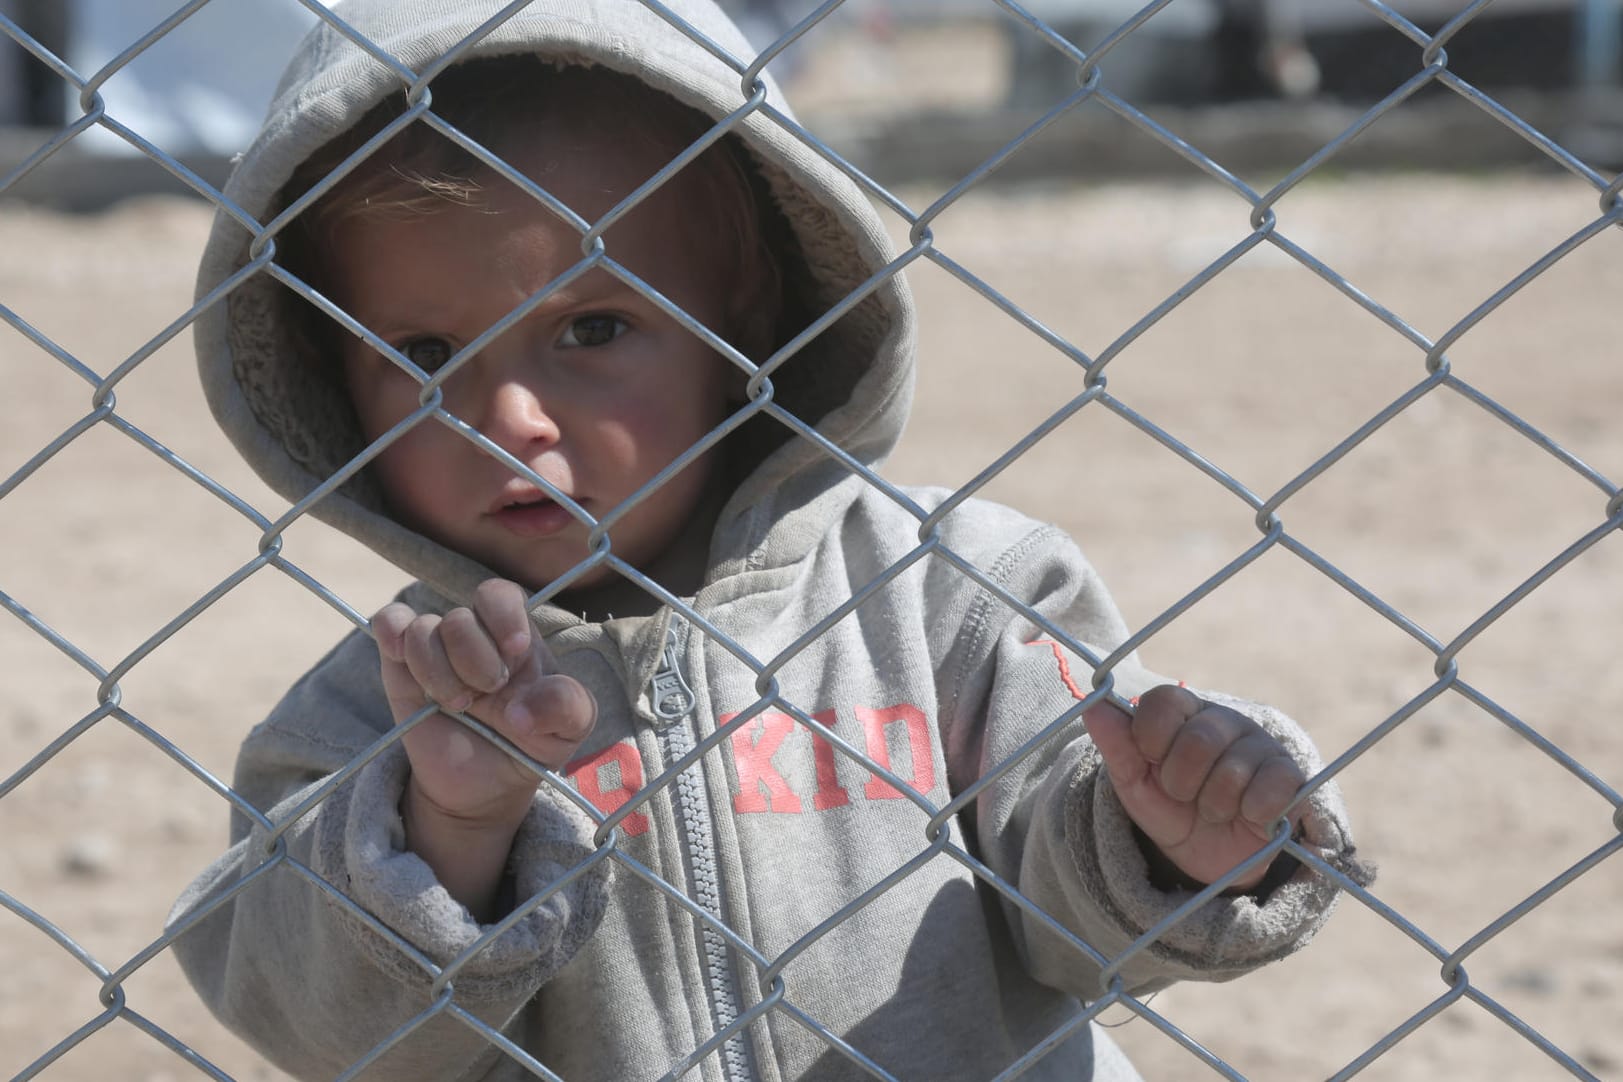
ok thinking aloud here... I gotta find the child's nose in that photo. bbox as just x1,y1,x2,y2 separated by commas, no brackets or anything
476,378,560,452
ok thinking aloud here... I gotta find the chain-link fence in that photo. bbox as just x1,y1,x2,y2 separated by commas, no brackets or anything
2,1,1621,1079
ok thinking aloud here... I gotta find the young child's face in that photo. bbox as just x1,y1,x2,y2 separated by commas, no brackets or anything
329,128,739,596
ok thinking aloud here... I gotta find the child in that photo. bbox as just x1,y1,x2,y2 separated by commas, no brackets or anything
171,1,1370,1079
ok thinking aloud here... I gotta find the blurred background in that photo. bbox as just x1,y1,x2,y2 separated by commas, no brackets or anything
3,2,1621,1081
2,0,1621,203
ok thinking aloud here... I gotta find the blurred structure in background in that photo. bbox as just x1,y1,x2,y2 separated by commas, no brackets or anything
1004,0,1227,107
1,0,1621,209
1216,0,1322,101
1001,0,1620,105
0,0,69,126
0,0,320,209
840,0,1623,183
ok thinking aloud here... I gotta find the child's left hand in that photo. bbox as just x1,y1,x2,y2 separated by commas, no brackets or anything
1082,685,1306,892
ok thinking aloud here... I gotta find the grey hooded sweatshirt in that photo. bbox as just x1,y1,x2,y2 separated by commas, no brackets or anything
169,2,1369,1080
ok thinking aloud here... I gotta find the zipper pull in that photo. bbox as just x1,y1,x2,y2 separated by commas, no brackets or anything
650,622,696,723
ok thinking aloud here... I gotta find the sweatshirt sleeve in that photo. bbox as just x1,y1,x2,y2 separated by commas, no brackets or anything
939,523,1372,1002
165,628,612,1081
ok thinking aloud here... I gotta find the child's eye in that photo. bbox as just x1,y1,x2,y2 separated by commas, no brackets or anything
400,337,454,373
558,315,627,349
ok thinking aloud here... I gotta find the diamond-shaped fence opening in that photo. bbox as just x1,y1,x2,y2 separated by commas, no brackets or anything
2,1,1620,1080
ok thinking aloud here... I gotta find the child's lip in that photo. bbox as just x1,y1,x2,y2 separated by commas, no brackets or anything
488,493,578,538
485,485,571,516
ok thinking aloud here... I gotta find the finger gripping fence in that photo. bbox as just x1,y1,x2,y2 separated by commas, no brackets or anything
1,1,1620,1080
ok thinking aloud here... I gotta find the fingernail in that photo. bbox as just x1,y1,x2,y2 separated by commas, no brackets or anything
445,693,473,713
505,699,533,733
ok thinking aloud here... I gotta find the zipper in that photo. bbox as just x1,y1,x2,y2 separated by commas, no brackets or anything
651,616,755,1081
651,621,697,723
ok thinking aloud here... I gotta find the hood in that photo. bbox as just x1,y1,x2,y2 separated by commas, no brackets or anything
194,0,916,613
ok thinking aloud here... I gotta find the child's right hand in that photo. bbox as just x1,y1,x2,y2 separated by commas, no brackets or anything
371,578,598,833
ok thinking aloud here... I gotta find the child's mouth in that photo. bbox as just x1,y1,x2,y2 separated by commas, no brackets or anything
491,496,574,537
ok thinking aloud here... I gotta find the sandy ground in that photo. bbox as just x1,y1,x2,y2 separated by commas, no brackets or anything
2,27,1622,1082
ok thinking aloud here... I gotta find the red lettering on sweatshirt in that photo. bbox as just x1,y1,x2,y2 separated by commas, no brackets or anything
806,710,850,810
724,712,803,813
857,704,935,799
565,742,650,837
568,701,938,830
724,708,860,813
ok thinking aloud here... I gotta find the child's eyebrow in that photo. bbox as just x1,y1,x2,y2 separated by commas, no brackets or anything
536,271,649,310
341,298,471,343
358,278,654,341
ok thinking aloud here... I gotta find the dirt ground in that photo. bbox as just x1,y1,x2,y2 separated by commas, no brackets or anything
2,69,1621,1082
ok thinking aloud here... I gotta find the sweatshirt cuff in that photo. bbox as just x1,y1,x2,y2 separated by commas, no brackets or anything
312,741,611,1003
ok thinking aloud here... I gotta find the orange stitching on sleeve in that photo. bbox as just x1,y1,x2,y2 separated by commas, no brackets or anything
1028,639,1088,702
1026,639,1183,706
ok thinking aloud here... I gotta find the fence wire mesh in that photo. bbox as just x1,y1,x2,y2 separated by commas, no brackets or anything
1,0,1621,1079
